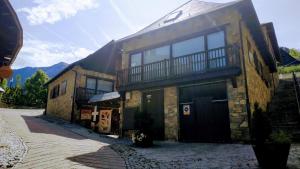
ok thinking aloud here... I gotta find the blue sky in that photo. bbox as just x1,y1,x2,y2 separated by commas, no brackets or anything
10,0,300,69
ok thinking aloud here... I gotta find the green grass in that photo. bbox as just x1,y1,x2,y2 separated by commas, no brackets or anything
278,65,300,74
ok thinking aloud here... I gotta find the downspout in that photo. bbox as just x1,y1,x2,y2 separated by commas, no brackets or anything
239,20,252,139
71,70,78,123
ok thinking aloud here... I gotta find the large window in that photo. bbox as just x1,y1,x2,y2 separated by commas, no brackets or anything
130,53,142,67
207,31,226,68
144,45,170,64
172,36,205,57
128,30,227,81
86,77,113,94
97,79,113,92
173,36,206,73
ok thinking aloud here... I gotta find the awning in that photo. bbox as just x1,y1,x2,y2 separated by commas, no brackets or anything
0,87,5,93
89,92,120,103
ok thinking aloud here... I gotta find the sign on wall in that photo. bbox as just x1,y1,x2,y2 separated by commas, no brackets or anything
98,109,112,133
183,105,190,116
80,109,92,120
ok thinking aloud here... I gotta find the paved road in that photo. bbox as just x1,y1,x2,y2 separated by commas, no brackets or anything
0,108,126,169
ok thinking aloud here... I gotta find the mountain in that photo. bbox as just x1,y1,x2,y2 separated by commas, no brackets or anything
9,62,69,87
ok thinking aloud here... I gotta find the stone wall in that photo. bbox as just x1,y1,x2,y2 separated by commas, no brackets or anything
241,22,273,112
46,70,75,121
164,87,179,140
226,78,249,140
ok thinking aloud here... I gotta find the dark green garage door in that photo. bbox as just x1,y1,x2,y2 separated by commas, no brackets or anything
179,82,231,142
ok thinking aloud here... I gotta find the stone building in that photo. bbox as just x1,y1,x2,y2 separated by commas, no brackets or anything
45,41,121,134
116,0,281,142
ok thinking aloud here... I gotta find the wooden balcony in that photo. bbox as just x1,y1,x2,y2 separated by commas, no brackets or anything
117,45,241,91
75,87,107,104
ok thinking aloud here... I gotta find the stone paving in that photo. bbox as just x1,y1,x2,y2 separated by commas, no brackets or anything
0,108,125,169
0,115,26,168
1,108,300,169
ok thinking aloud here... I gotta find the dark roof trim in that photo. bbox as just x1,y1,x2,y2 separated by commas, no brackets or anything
261,22,281,62
2,0,23,65
45,40,117,86
237,0,276,72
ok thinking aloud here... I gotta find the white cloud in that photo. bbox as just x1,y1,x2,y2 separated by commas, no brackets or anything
18,0,99,25
12,39,93,69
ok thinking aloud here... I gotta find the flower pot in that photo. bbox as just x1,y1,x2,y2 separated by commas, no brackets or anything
252,143,290,169
132,130,153,147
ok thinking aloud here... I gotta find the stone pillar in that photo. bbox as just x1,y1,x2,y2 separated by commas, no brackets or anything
164,87,179,140
226,78,250,141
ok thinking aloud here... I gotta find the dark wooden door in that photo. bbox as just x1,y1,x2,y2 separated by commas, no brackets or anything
143,89,164,140
179,83,230,142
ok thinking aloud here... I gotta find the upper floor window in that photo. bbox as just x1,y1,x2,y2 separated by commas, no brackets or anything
172,36,205,57
207,31,225,50
144,45,170,64
130,53,142,67
86,77,113,93
247,40,254,64
97,79,113,92
60,80,67,95
253,52,259,73
207,31,226,68
50,84,60,99
86,78,97,90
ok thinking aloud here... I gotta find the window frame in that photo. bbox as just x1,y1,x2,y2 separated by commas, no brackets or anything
129,27,227,68
85,76,114,93
60,80,67,95
50,84,60,99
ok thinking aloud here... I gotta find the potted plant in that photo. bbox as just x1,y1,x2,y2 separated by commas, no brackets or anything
131,110,154,147
252,103,291,169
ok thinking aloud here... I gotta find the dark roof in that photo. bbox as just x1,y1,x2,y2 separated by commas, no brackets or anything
45,40,118,86
261,22,281,62
0,0,23,66
279,48,300,66
118,0,242,42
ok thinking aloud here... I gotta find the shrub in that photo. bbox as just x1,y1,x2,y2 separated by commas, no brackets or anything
278,65,300,74
270,130,291,144
252,103,272,144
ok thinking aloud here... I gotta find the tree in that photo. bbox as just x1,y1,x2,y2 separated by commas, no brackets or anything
15,74,22,88
24,70,49,107
289,48,300,60
0,79,8,100
0,79,7,89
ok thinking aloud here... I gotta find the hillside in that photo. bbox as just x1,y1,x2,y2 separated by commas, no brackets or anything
9,62,69,87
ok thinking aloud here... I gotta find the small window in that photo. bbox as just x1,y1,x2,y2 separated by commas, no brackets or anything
60,80,67,95
247,40,254,64
86,78,96,90
253,52,259,73
50,84,60,99
164,10,182,23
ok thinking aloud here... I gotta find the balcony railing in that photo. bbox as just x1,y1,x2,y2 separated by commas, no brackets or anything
76,87,107,102
117,45,240,89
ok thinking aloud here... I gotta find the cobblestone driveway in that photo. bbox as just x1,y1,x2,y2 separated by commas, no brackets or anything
0,108,125,169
